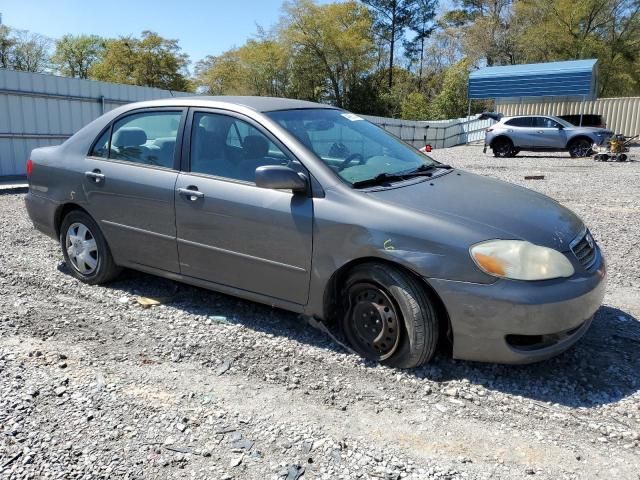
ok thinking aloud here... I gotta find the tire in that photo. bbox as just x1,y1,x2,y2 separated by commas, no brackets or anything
492,138,514,158
340,263,439,368
568,138,592,158
59,210,121,285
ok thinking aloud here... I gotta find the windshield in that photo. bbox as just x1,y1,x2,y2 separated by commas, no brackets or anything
265,109,437,186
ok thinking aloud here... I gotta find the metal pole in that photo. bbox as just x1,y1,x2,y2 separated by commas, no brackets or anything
100,95,105,115
466,100,472,144
579,95,585,126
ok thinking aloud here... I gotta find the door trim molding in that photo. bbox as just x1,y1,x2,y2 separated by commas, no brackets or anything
177,237,307,273
101,219,175,241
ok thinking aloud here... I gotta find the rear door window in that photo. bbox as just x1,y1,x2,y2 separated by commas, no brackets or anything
108,111,182,168
505,117,533,127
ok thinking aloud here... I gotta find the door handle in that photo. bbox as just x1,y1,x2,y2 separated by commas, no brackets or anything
177,187,204,201
537,130,544,134
84,170,105,183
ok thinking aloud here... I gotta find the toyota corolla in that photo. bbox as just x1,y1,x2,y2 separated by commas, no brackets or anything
25,96,606,367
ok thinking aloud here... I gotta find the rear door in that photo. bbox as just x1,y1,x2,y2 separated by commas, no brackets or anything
504,117,534,147
83,108,185,272
174,109,313,304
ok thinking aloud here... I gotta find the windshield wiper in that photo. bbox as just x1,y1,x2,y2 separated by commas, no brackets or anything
352,172,406,188
351,163,453,189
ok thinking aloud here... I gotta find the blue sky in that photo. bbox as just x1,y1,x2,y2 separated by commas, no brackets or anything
1,0,298,67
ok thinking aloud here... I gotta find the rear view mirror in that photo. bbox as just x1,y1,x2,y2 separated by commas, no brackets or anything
255,165,308,193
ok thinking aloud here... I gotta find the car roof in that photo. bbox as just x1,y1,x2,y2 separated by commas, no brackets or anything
124,95,339,113
502,114,563,121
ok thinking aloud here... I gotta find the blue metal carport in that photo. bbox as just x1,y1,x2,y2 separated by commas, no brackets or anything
468,59,598,100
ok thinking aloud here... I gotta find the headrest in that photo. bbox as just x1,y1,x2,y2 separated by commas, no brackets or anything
112,127,147,147
243,135,269,159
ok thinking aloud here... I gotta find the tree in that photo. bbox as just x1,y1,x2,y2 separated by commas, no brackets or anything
52,34,105,79
404,0,438,90
515,0,640,96
360,0,419,88
91,31,192,91
0,25,17,69
442,0,519,66
195,36,289,96
10,29,51,72
401,91,430,119
282,0,376,108
427,58,471,119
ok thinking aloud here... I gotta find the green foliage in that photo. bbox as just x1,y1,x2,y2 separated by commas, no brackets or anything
52,35,104,79
90,31,192,91
427,59,470,119
401,91,430,119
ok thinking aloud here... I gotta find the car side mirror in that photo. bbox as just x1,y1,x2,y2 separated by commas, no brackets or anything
255,165,308,193
557,124,564,130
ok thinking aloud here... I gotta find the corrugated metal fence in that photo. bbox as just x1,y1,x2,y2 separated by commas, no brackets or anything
0,68,189,177
0,68,495,178
497,97,640,137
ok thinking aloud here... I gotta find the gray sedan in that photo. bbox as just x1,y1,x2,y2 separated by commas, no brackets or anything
25,97,606,367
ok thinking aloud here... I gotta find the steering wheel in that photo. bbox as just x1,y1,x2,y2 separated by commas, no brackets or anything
339,153,366,170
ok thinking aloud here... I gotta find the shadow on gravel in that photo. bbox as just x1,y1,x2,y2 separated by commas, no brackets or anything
72,267,640,409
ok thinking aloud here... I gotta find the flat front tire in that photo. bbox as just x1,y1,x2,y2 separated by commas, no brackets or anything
59,210,121,285
341,263,439,368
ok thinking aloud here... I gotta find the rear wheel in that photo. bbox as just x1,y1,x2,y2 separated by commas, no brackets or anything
492,138,514,157
568,138,592,157
340,263,439,368
59,210,121,285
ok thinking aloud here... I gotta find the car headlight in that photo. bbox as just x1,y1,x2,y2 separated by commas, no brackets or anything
470,240,574,280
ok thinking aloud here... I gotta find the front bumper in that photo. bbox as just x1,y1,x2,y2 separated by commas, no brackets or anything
429,253,606,364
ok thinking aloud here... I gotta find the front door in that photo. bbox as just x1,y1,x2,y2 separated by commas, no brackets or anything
530,117,567,148
83,108,185,272
174,109,313,304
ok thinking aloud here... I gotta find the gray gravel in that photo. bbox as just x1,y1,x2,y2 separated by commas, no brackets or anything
1,145,639,479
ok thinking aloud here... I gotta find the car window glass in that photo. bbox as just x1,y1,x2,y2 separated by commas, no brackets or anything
190,112,299,183
536,117,559,128
109,111,181,168
266,109,438,185
505,117,532,127
90,128,110,158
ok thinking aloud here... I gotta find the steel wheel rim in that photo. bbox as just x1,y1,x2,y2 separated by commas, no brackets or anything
65,222,99,275
346,283,401,361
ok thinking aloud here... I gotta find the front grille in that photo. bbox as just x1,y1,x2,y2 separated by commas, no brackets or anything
570,230,597,270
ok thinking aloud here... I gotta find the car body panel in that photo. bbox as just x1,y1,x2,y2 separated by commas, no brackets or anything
24,96,607,365
486,114,612,152
175,172,313,304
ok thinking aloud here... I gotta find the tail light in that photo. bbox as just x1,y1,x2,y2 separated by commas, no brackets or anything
424,144,432,152
26,159,33,177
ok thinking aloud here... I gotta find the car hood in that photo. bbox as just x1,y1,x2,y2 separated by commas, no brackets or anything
368,170,584,252
571,127,612,135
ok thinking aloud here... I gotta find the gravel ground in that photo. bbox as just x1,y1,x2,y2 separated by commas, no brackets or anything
1,146,639,480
